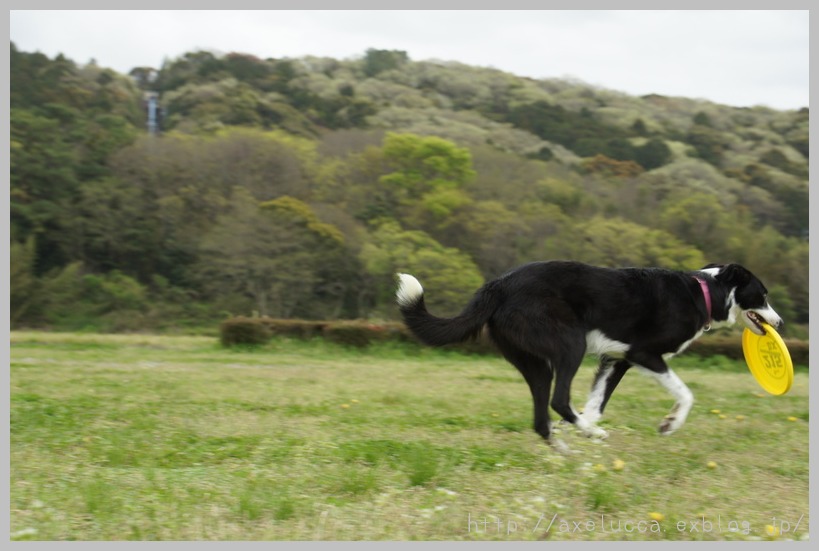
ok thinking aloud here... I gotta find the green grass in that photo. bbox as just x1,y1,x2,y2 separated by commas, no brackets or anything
9,331,810,540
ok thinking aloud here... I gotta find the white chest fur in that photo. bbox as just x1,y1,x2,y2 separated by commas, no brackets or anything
585,330,630,356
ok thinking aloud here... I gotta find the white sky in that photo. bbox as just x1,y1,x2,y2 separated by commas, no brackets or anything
8,10,811,110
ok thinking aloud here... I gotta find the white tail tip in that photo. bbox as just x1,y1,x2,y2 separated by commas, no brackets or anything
396,273,424,307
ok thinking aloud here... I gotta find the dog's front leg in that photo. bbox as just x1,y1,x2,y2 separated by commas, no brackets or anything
582,356,632,425
651,369,694,434
627,352,694,434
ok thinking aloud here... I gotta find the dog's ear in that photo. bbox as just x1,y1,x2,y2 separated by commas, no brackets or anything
714,264,751,286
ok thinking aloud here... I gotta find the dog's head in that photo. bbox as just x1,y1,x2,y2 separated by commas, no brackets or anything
701,264,783,335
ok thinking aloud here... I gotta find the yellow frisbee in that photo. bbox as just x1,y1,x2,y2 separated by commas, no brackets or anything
742,323,793,395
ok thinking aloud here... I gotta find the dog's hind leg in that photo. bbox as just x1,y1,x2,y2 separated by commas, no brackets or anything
582,356,632,425
627,351,694,434
516,356,564,450
493,336,569,452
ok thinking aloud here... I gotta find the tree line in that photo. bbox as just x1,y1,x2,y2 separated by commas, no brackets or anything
10,44,809,335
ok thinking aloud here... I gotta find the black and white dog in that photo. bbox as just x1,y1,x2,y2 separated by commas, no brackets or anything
396,261,782,450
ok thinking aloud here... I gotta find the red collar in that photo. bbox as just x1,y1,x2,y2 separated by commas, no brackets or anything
694,277,712,330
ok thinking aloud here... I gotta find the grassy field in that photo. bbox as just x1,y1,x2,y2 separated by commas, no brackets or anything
9,331,809,541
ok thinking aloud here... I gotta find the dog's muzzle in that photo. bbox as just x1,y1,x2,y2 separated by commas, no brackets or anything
743,309,783,336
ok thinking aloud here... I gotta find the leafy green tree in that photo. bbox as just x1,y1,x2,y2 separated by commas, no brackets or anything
18,261,153,331
741,163,807,237
35,262,88,327
359,219,484,317
507,100,634,159
631,118,648,136
224,52,271,84
82,270,148,312
455,200,534,278
378,132,477,238
12,45,143,122
363,49,409,77
580,154,644,179
261,195,344,244
692,111,713,127
10,237,41,326
10,47,143,276
781,107,808,159
10,43,53,107
78,113,139,179
417,187,472,219
196,189,346,318
658,192,746,261
10,108,82,273
263,197,360,318
512,202,574,266
380,132,476,196
533,177,584,214
686,124,727,166
634,138,672,170
102,128,322,285
58,177,159,278
162,78,268,129
572,217,705,270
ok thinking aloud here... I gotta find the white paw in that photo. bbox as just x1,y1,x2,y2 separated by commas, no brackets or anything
584,425,609,440
581,410,602,425
548,438,573,455
659,416,683,435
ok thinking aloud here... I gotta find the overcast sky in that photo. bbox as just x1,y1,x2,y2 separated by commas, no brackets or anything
9,10,810,111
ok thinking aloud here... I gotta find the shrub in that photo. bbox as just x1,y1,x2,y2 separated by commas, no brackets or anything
261,319,327,339
219,318,416,348
219,317,271,346
320,321,415,348
322,321,378,348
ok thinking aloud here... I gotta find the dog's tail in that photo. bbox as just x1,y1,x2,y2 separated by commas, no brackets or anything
395,273,501,346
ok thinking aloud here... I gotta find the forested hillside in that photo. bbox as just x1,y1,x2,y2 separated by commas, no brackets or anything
10,44,809,334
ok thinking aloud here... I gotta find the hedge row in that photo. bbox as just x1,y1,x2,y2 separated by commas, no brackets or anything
219,317,415,348
219,317,809,366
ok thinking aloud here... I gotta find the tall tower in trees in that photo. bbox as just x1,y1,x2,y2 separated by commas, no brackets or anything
144,91,160,135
